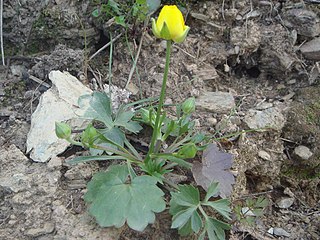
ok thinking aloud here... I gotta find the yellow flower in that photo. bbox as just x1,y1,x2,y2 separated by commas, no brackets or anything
152,5,190,43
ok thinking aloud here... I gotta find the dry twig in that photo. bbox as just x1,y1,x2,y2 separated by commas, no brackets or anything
0,0,4,66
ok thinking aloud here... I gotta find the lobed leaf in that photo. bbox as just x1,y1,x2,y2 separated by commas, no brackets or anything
84,165,166,231
206,217,230,240
78,92,113,128
192,143,235,198
202,199,231,220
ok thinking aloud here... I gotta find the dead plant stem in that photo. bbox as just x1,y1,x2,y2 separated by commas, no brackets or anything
0,0,4,66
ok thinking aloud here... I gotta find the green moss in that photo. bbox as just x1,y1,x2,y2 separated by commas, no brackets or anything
304,101,320,126
1,81,26,107
282,163,320,180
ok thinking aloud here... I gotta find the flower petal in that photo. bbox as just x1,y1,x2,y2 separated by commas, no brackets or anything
151,18,161,38
173,26,190,43
153,5,189,43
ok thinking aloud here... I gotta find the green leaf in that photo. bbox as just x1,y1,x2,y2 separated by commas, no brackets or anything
115,15,126,27
206,218,230,240
123,121,143,133
78,92,113,129
100,127,125,148
114,109,134,126
147,0,160,13
114,107,142,133
92,9,100,17
204,182,220,202
202,199,231,220
178,219,193,236
108,0,121,15
155,154,192,169
171,207,196,229
170,185,200,208
255,196,269,208
84,165,166,231
67,155,126,164
191,210,202,233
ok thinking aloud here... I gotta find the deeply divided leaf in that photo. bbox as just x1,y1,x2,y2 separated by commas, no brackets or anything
84,165,166,231
206,217,230,240
202,199,231,220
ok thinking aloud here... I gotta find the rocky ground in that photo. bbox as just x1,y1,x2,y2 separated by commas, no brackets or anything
0,0,319,239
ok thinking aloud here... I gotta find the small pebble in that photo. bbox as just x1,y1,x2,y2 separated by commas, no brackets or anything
207,117,217,126
287,79,296,85
284,187,295,197
294,145,313,160
276,197,294,209
273,227,290,237
258,150,271,161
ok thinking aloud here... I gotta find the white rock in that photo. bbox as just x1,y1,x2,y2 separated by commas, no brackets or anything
196,91,235,113
26,71,92,162
241,207,255,217
258,150,271,161
267,227,274,235
273,227,290,237
277,197,294,209
244,107,286,131
294,145,313,160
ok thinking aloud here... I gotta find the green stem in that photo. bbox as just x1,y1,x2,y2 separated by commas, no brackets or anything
199,205,209,220
146,40,172,161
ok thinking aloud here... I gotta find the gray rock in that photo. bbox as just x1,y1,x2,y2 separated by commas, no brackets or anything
300,37,320,60
26,222,55,237
258,150,271,161
244,107,286,131
196,91,235,113
26,70,92,162
208,117,217,126
256,102,273,110
10,65,27,77
284,9,320,37
273,227,291,237
294,145,313,160
0,145,29,192
47,156,63,170
277,197,294,209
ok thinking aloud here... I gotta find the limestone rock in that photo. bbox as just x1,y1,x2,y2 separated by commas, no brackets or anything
284,9,320,37
196,91,235,113
294,145,313,160
300,37,320,60
277,197,294,209
244,107,286,131
258,150,271,161
26,70,92,162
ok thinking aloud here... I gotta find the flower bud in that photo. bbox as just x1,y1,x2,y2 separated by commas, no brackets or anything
175,143,197,159
55,122,71,140
151,5,190,43
81,124,98,147
182,97,195,114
